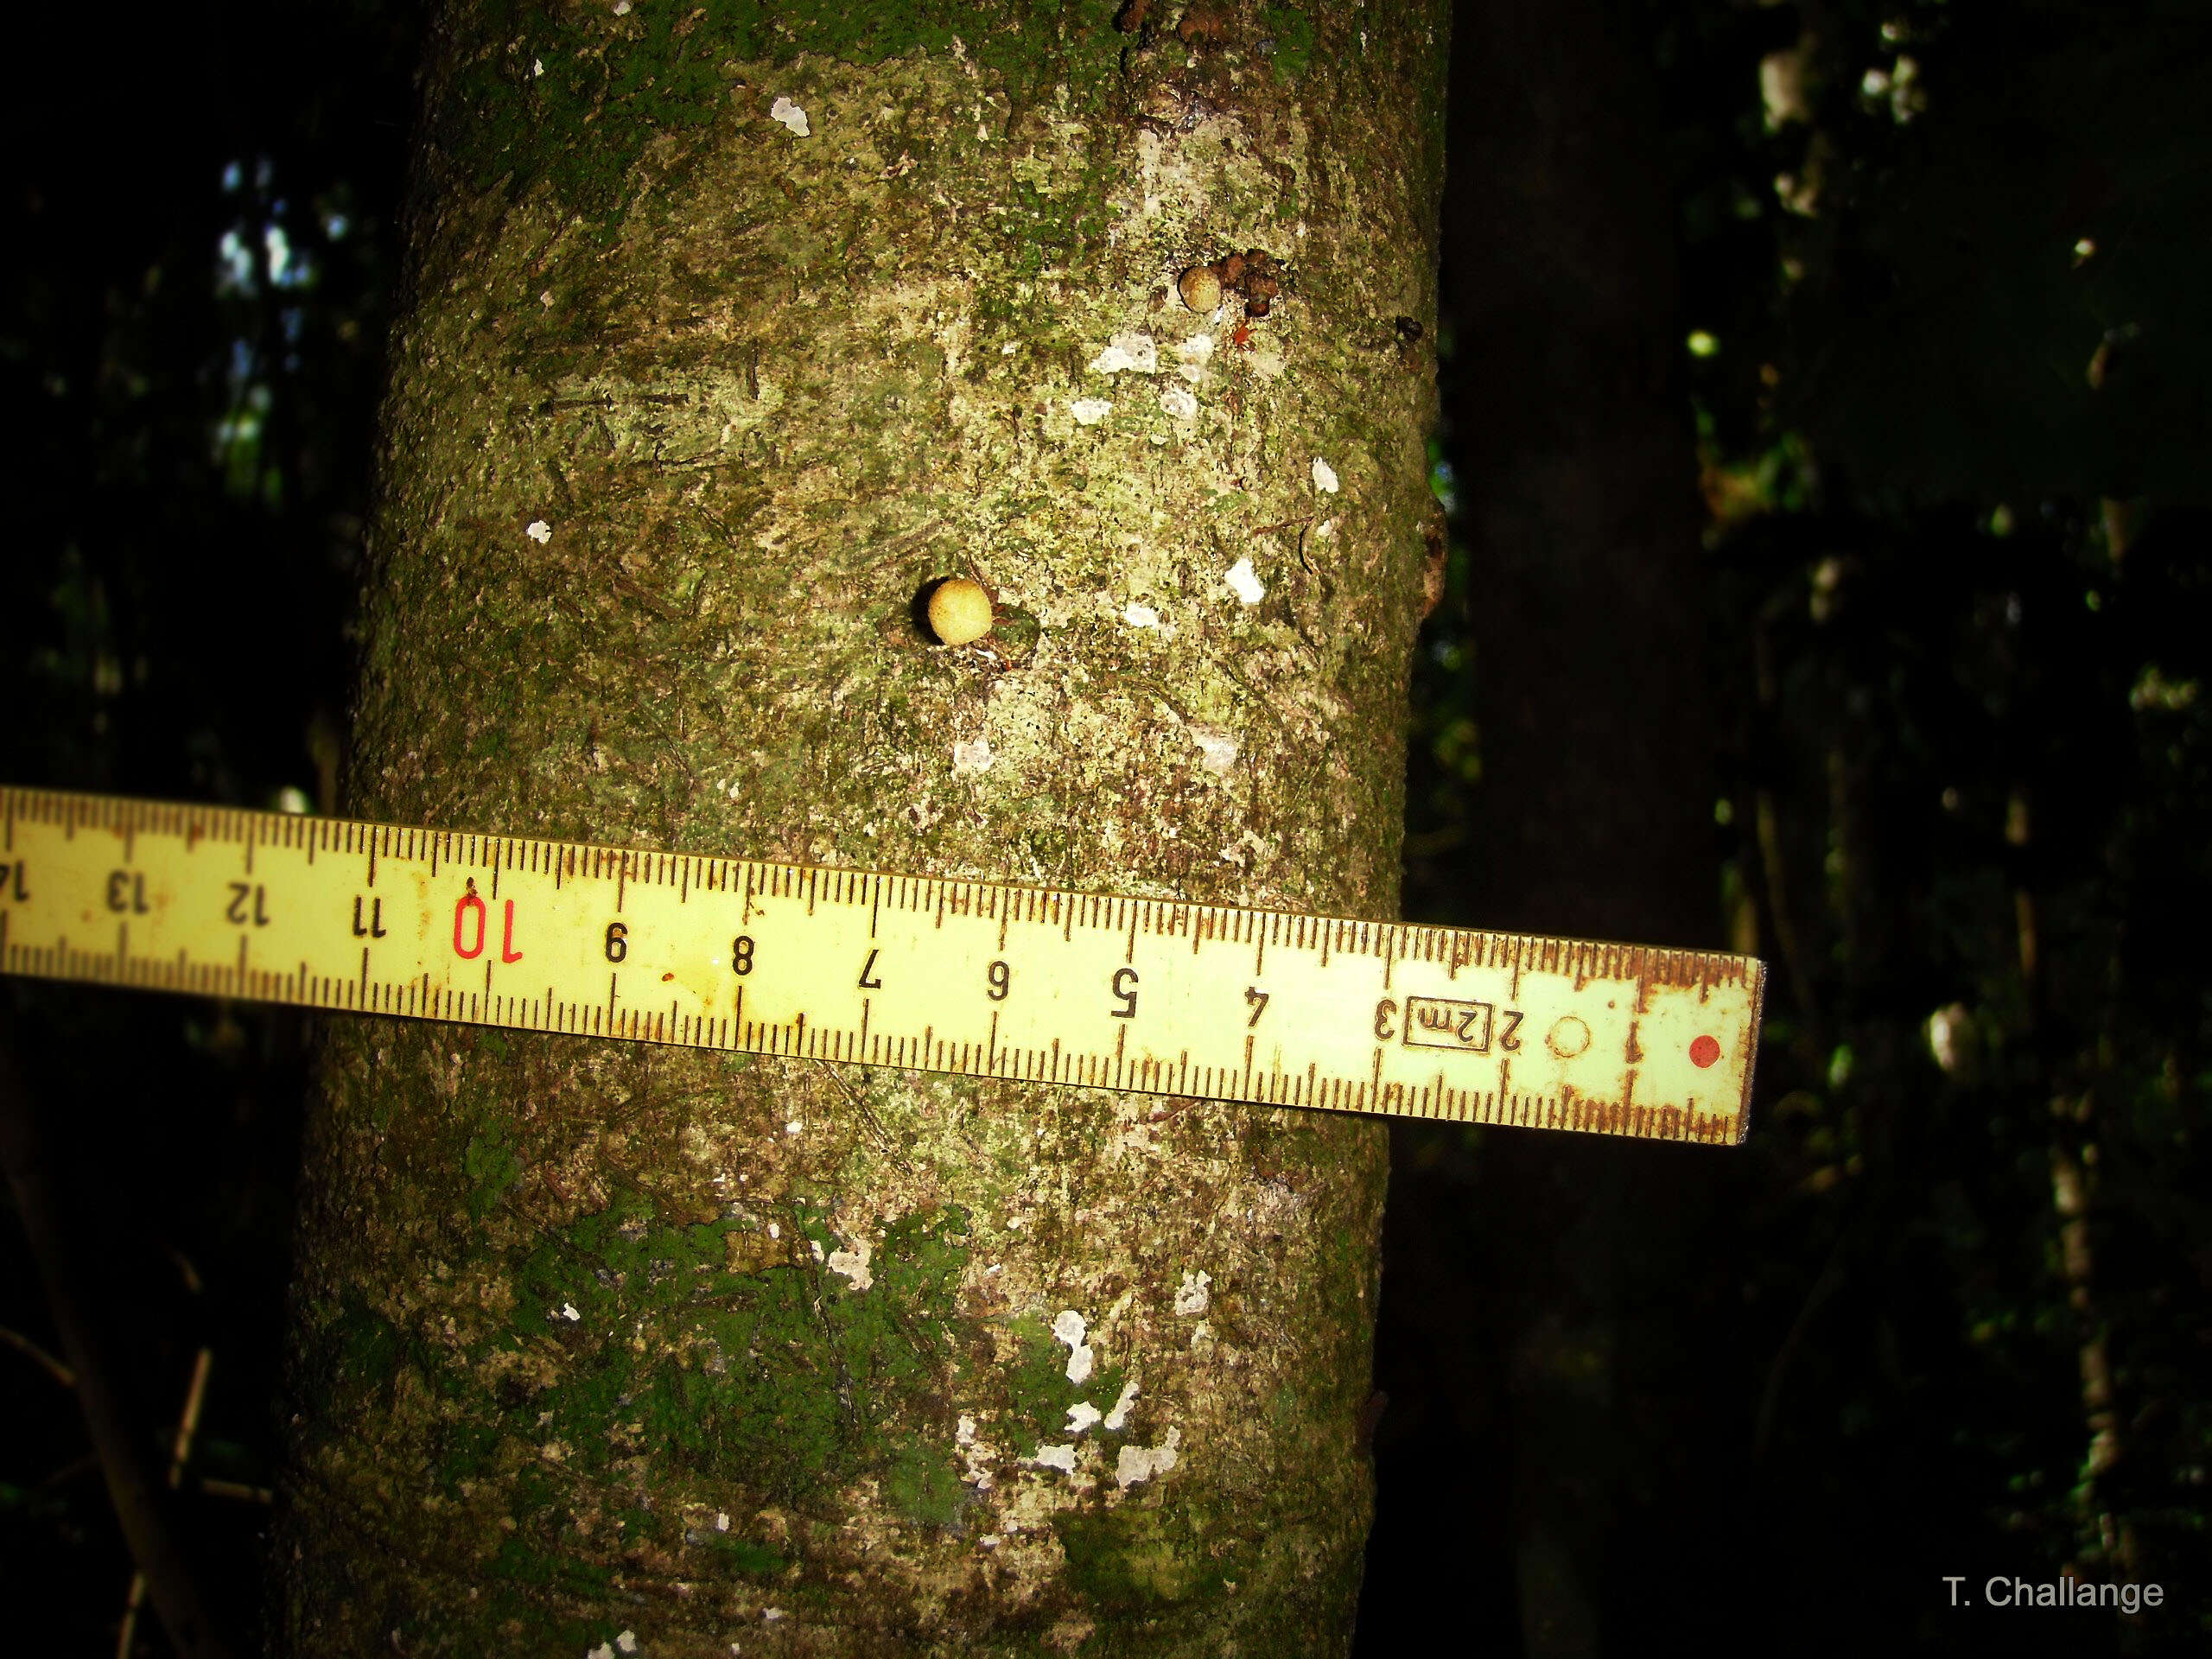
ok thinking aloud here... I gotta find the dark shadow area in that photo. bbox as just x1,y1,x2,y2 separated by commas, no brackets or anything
1365,2,2210,1656
0,4,422,1650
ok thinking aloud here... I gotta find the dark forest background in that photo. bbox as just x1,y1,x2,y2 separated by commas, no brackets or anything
3,2,2206,1653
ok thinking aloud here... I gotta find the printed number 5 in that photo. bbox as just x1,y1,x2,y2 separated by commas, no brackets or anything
1110,968,1139,1019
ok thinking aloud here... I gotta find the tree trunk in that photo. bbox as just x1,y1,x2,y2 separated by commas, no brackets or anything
1433,1,1715,1653
276,5,1446,1654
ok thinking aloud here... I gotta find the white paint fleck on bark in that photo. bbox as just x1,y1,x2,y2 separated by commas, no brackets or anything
1052,1309,1094,1383
1103,1377,1140,1431
827,1237,873,1291
1192,730,1240,774
1088,333,1159,374
1115,1427,1182,1488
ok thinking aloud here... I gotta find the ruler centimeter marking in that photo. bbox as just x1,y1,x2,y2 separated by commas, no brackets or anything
0,787,1762,1143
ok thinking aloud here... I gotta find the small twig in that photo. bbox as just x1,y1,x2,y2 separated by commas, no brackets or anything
1751,601,1821,1039
198,1478,273,1505
869,516,949,571
35,1451,101,1492
1402,824,1468,860
0,1039,236,1659
1753,1232,1847,1462
1754,788,1820,1027
0,1322,76,1388
118,1346,215,1658
810,1058,912,1172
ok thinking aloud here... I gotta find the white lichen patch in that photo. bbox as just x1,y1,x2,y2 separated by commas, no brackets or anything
1087,333,1158,375
952,736,994,776
1174,333,1216,381
1174,1270,1212,1316
1069,397,1113,425
1114,1427,1181,1488
1224,557,1265,605
769,97,810,137
956,1412,998,1490
1065,1401,1103,1434
1122,602,1161,630
1191,729,1239,775
1103,1377,1140,1431
1159,385,1198,420
1031,1442,1078,1475
1311,457,1341,493
1052,1309,1095,1384
525,519,552,543
827,1237,874,1291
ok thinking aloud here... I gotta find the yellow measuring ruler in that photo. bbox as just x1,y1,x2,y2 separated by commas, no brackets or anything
0,785,1762,1143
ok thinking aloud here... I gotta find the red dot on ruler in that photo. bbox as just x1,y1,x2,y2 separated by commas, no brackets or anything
1688,1034,1722,1068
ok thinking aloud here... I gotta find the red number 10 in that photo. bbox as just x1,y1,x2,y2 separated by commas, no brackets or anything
453,889,524,963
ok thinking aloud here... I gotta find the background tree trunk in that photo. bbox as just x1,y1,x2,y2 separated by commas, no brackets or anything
276,5,1446,1654
1399,1,1717,1653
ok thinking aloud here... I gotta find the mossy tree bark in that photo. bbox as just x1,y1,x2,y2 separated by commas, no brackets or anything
277,3,1446,1654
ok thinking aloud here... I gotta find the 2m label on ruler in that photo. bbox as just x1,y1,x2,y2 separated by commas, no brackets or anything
0,787,1763,1144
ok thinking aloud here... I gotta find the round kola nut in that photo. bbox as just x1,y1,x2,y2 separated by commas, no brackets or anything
926,578,994,646
1178,264,1222,315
